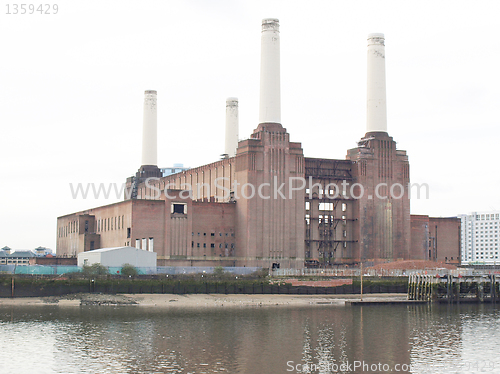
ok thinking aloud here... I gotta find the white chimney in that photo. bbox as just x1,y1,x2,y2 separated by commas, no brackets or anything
142,90,157,166
225,97,239,157
366,33,387,133
259,18,281,124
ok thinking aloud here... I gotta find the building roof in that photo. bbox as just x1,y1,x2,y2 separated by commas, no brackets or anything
81,246,143,254
35,246,51,251
6,251,35,258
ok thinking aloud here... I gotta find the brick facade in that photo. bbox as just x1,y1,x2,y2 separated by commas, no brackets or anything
57,126,460,268
410,215,461,265
347,131,411,262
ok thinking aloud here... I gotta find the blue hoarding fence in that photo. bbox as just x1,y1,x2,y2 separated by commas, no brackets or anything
0,265,261,276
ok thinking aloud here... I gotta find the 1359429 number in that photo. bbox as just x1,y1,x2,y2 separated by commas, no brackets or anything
6,4,58,14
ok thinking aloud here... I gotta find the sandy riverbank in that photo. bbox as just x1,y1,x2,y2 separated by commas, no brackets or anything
0,293,408,308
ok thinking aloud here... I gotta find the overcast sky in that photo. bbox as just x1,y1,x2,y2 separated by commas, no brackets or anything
1,0,499,251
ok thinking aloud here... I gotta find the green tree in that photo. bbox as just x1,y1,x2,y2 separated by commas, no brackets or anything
213,266,225,277
121,263,139,277
82,263,108,277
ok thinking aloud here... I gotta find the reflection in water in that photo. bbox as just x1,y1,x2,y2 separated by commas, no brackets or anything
0,304,499,373
409,304,500,374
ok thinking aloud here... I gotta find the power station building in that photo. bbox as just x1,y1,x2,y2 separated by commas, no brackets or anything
56,19,459,268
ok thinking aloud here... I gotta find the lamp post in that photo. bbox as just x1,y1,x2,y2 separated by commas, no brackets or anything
360,262,364,301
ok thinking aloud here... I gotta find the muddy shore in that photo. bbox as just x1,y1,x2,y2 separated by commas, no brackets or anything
0,293,407,307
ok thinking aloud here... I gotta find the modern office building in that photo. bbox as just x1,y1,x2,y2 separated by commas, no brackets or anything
460,211,500,265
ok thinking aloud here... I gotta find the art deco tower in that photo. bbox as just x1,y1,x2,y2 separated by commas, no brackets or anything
234,19,305,267
347,34,411,262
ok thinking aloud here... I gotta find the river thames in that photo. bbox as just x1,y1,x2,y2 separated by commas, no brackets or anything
1,302,499,373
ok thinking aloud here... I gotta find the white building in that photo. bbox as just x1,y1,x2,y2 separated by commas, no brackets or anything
460,212,500,265
77,246,157,268
160,163,190,177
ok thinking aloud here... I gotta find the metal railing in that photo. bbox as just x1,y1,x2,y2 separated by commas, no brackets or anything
270,268,490,277
1,264,498,277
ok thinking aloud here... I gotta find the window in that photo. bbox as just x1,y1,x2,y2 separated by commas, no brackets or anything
127,228,131,238
211,243,215,248
203,243,206,248
211,233,215,237
85,220,89,233
90,241,95,251
319,202,333,211
197,243,200,248
172,203,187,214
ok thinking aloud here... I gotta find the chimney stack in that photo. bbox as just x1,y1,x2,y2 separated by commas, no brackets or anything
142,90,157,166
366,33,387,133
225,97,239,157
259,18,281,124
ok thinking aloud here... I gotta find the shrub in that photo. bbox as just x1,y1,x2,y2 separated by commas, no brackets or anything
82,263,109,277
213,266,225,277
121,264,139,277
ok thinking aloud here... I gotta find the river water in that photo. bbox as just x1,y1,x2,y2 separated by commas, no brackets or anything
0,303,499,373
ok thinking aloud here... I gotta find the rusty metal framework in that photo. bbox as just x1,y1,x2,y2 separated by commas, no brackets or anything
304,158,357,267
304,158,353,180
